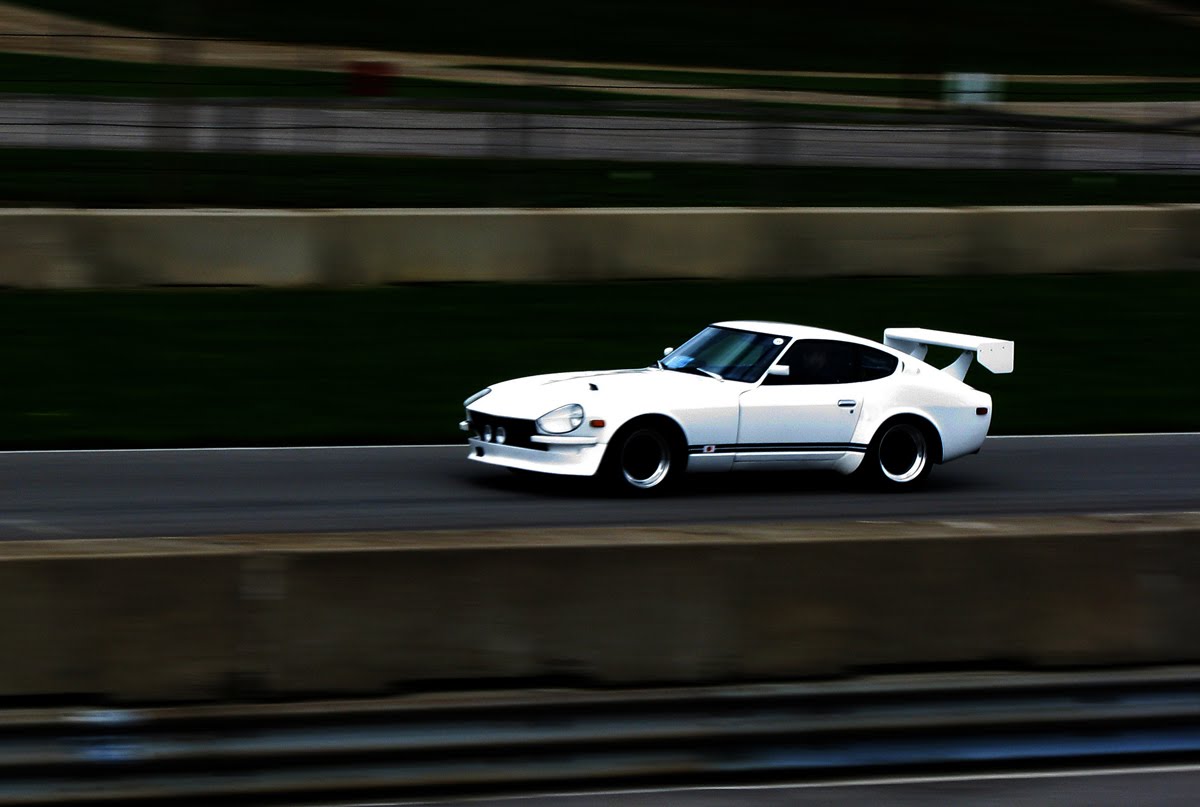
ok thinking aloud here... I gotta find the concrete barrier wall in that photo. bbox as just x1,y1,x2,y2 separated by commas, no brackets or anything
0,206,1197,288
3,514,1199,702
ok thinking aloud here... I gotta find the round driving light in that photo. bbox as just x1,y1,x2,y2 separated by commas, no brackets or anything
495,426,507,444
482,424,493,442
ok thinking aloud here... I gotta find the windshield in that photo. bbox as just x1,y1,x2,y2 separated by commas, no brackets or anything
660,326,789,383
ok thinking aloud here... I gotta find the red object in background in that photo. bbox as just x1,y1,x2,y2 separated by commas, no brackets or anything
346,61,395,97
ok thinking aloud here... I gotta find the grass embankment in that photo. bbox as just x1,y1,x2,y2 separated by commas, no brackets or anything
5,151,1200,208
15,0,1200,75
1,272,1195,448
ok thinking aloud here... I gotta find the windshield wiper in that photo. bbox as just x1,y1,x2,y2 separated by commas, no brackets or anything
661,364,722,380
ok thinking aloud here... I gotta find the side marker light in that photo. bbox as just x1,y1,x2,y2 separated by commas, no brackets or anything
977,407,989,415
589,419,606,428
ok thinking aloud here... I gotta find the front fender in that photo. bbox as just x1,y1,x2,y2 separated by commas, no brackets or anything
590,399,740,474
589,389,742,450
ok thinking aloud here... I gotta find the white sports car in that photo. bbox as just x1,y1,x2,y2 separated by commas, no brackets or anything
460,322,1013,493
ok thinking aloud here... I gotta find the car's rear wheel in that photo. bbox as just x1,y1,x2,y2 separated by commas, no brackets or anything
863,419,933,490
602,421,683,494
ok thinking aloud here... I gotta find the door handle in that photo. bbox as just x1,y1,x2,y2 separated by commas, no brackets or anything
838,399,857,408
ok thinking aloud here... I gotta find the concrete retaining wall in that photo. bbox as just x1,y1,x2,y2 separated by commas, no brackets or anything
0,206,1197,288
3,514,1199,702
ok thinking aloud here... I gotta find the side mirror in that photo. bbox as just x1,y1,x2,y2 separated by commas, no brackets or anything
663,347,674,356
768,365,790,377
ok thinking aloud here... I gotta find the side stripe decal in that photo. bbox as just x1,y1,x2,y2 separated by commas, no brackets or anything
688,443,869,455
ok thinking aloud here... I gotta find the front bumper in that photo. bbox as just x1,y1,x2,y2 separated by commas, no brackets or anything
461,413,608,477
466,435,607,477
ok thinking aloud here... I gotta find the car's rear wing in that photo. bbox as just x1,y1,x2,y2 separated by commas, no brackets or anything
883,327,1014,381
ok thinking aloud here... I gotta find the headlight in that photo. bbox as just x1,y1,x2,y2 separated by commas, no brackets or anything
463,388,491,407
536,403,584,434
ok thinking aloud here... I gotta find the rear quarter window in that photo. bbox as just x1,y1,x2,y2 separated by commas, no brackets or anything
859,346,899,381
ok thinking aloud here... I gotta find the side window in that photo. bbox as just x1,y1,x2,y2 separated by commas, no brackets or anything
858,345,899,381
773,340,858,385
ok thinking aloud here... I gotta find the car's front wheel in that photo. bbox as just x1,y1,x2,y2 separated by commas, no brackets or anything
862,419,933,490
602,421,683,494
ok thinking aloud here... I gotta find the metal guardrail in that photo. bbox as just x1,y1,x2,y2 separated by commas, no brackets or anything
5,667,1200,804
3,94,1198,173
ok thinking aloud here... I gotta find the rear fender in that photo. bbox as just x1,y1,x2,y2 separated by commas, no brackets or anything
854,407,945,464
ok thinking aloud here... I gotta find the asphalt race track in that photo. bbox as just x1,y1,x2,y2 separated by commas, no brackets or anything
0,434,1196,540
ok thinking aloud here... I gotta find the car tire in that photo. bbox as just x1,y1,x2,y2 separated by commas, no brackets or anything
861,419,933,490
602,422,683,495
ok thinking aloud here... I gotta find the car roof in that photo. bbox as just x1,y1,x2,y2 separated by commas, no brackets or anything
714,320,882,349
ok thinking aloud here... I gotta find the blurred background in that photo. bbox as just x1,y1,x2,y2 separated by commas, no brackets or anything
0,0,1196,447
0,0,1199,205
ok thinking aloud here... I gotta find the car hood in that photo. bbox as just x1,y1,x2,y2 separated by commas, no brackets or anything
471,367,727,419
